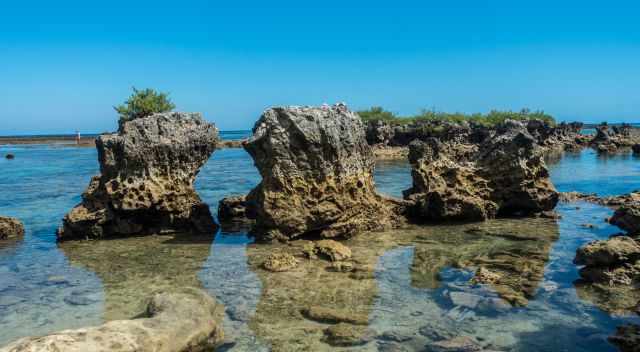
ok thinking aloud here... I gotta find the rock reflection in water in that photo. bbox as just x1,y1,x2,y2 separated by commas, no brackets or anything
243,218,559,351
245,231,402,351
58,233,215,320
410,218,559,306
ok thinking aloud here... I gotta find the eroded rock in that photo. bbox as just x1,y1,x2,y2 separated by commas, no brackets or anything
57,112,218,240
217,195,251,223
0,287,224,352
574,236,640,286
610,204,640,235
244,105,396,241
262,252,299,272
404,120,558,222
0,216,24,240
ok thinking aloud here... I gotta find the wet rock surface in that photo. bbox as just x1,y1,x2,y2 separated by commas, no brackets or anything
244,105,396,241
57,112,219,240
0,217,24,240
0,287,224,352
404,120,559,222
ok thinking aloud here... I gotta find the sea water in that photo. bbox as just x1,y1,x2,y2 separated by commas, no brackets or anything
0,142,638,351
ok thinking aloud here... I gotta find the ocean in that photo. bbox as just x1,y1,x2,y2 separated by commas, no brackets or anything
0,141,639,351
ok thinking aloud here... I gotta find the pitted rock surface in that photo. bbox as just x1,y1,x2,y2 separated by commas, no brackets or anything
58,112,218,240
404,120,558,221
0,287,224,352
244,105,395,241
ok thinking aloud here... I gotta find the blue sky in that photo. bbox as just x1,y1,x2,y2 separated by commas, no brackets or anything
1,0,639,134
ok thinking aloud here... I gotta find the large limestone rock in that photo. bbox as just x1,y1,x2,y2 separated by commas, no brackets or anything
243,104,395,241
404,120,558,221
0,287,224,352
57,112,218,240
0,216,24,240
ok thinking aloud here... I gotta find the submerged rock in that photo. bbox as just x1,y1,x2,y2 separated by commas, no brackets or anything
411,218,559,306
404,120,558,222
322,323,371,347
0,216,24,240
608,324,640,352
5,153,14,160
262,251,298,272
57,112,218,240
309,240,352,262
0,287,224,352
244,104,396,241
427,336,482,352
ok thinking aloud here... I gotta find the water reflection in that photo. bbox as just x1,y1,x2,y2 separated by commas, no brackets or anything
58,233,215,320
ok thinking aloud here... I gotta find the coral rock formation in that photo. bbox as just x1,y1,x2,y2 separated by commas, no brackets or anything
610,204,640,236
0,288,224,352
57,112,218,240
404,120,559,222
0,216,24,240
243,105,396,241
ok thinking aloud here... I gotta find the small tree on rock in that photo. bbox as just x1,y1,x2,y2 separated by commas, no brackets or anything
114,87,175,128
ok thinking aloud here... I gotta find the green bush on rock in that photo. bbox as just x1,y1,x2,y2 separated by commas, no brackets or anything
357,106,555,126
114,87,176,128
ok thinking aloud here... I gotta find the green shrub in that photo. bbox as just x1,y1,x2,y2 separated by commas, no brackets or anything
357,106,398,122
357,106,555,126
114,87,175,126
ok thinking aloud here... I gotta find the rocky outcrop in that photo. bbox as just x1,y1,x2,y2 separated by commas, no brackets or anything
573,236,640,314
591,123,638,152
633,144,640,155
403,120,558,222
0,287,224,352
0,216,24,240
57,112,218,240
610,204,640,235
243,105,396,241
525,120,585,152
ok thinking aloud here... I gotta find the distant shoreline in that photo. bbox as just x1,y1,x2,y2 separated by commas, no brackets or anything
0,134,249,148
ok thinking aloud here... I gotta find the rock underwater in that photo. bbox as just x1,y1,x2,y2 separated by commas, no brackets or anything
403,120,559,222
0,287,224,352
243,104,400,241
57,112,219,240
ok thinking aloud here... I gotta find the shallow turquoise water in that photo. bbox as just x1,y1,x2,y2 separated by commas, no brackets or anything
0,145,638,351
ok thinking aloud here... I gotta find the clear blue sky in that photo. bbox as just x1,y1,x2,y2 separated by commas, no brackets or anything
1,0,639,134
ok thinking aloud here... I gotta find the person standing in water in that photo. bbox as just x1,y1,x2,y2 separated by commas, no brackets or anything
75,130,81,145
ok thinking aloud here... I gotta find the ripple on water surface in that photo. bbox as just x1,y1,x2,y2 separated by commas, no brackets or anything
0,146,638,351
